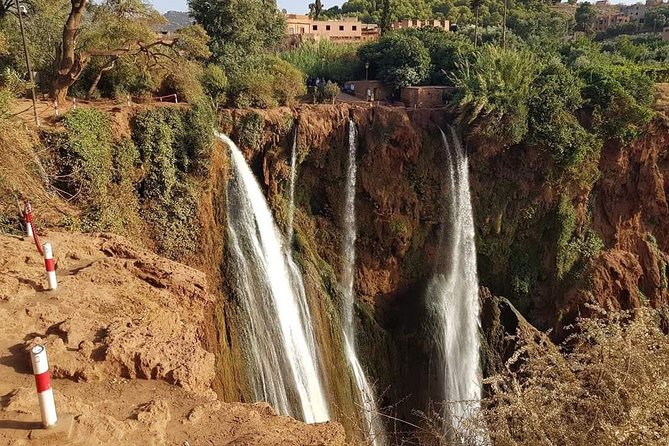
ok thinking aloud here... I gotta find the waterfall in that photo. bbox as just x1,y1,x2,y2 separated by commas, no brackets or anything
341,121,387,446
219,133,330,424
287,130,298,244
427,127,483,434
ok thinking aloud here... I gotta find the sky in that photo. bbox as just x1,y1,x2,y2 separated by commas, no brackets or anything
150,0,344,14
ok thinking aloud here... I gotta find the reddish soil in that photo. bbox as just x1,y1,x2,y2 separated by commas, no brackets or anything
0,231,346,445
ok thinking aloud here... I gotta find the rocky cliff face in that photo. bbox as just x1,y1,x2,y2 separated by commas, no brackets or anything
201,103,669,435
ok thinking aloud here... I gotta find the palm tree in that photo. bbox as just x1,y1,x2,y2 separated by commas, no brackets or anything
471,0,485,47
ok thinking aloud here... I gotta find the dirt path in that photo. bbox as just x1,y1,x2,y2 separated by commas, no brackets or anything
0,231,345,445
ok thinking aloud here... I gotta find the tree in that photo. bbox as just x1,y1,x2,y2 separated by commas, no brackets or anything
309,0,323,20
575,2,596,35
380,0,391,33
358,33,431,89
188,0,285,67
51,0,209,103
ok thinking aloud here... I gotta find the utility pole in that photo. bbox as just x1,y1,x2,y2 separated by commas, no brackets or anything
16,0,39,127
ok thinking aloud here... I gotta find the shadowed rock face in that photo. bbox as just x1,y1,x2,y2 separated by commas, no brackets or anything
199,104,669,437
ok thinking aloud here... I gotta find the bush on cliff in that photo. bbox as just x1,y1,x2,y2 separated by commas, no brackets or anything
475,307,669,445
451,45,537,146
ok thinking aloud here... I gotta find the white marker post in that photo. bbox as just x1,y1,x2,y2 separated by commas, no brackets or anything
43,242,57,291
24,202,34,238
72,98,77,110
54,100,59,117
30,345,58,428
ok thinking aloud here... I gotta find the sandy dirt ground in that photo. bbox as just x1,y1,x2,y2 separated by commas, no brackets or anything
0,231,345,446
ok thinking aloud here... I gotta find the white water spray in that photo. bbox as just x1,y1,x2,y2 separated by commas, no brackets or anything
287,130,298,244
220,133,330,424
427,127,483,433
341,121,387,446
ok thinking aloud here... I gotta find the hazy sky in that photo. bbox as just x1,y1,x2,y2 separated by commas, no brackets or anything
150,0,344,14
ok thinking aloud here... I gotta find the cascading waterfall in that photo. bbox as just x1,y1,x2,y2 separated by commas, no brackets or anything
219,133,330,424
287,130,298,245
427,127,483,434
341,120,387,446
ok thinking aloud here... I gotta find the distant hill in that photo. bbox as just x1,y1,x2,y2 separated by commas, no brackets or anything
161,11,193,32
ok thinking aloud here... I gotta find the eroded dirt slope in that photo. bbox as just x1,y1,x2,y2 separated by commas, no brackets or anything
0,231,345,446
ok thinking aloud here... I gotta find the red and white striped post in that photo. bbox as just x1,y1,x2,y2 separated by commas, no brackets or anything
54,100,59,117
24,202,34,238
30,344,58,428
43,242,57,291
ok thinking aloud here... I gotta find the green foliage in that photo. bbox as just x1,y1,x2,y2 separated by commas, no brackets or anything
280,40,362,83
554,196,603,281
189,0,285,67
131,106,214,258
201,64,229,106
402,28,475,84
316,81,340,104
237,112,265,151
451,45,537,145
143,181,200,259
228,56,306,108
358,33,431,89
62,109,114,201
0,87,12,119
160,60,206,104
270,58,307,106
528,60,600,170
575,2,596,34
133,104,214,198
577,59,655,140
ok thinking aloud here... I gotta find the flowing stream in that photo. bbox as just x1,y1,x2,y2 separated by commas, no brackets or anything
220,133,330,424
341,121,386,446
427,128,483,434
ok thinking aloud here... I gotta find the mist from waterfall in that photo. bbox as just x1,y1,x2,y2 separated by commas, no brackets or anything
426,127,483,434
219,133,330,424
341,120,387,446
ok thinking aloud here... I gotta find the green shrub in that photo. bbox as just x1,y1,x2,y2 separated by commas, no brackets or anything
201,64,228,106
554,196,603,281
358,33,431,90
237,112,265,151
280,40,362,83
143,181,200,260
271,58,307,106
528,60,601,170
317,81,340,104
161,60,206,104
0,88,12,119
133,109,180,199
62,108,114,201
451,45,538,146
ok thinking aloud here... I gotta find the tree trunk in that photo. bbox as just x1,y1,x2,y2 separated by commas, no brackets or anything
86,58,117,99
50,0,88,101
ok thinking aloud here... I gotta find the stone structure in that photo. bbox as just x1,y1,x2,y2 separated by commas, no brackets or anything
595,13,630,31
390,19,450,31
400,86,456,108
285,14,376,43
